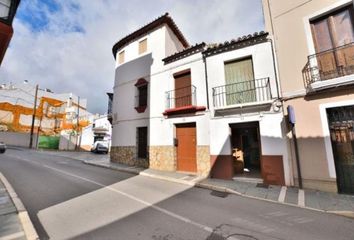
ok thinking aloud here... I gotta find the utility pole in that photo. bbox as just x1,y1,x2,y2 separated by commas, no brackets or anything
29,84,39,149
75,96,80,150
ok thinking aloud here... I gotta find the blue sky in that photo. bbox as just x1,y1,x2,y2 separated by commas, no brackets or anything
0,0,264,114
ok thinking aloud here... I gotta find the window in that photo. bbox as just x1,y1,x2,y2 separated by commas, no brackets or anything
174,70,191,108
224,57,255,104
135,78,148,113
0,0,11,19
139,39,147,54
310,5,354,79
137,85,147,107
137,127,148,159
118,50,125,64
311,5,354,52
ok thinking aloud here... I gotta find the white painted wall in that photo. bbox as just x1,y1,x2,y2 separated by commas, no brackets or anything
0,132,38,147
209,112,290,184
149,52,207,117
165,25,185,57
112,119,148,146
206,41,278,112
111,24,190,147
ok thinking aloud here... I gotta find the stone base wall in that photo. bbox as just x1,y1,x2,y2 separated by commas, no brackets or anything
110,146,149,168
197,146,211,177
149,145,211,176
149,146,176,171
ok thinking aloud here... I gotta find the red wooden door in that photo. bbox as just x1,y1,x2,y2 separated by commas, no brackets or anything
176,123,197,172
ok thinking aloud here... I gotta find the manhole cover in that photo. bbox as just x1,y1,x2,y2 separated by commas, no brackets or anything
256,183,269,188
210,190,229,198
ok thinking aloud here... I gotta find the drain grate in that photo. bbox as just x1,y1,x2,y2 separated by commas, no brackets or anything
210,190,229,198
256,183,269,188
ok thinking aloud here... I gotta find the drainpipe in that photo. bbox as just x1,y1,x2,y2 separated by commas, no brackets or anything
268,38,281,100
202,55,210,110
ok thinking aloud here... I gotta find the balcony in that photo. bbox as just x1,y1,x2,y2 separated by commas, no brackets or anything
212,77,272,109
303,42,354,91
163,85,205,116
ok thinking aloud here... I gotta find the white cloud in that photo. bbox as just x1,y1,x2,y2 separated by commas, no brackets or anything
0,0,264,114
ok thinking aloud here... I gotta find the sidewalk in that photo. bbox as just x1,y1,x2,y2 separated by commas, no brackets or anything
197,178,354,218
42,150,205,185
41,150,354,218
0,173,38,240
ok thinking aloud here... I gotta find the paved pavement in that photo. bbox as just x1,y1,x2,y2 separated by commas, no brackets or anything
1,148,354,240
198,178,354,217
0,177,26,240
53,150,354,217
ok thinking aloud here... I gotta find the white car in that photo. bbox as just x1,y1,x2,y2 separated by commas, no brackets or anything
0,142,6,153
91,141,109,154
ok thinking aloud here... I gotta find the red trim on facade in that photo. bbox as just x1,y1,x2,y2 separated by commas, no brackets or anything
0,23,13,65
135,106,147,113
163,105,206,116
135,78,148,87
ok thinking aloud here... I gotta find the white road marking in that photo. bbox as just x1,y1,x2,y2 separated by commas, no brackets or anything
278,186,287,203
10,155,240,240
0,231,25,240
298,189,305,207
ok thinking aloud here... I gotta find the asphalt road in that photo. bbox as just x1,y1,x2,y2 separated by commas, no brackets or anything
0,148,353,240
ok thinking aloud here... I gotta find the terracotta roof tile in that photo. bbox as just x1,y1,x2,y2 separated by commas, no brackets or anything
203,31,269,57
162,42,206,64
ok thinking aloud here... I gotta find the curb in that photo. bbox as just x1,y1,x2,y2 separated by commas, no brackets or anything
0,173,39,240
196,182,354,219
83,160,142,175
80,158,354,219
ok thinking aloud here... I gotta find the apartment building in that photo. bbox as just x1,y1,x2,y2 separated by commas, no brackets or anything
262,0,354,193
0,83,89,148
111,13,290,185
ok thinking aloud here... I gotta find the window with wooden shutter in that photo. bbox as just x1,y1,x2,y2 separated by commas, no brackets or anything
118,50,125,64
174,71,191,108
224,57,255,105
310,5,354,79
139,39,147,54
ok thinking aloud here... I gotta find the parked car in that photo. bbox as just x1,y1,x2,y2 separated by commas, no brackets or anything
0,142,6,153
91,141,109,154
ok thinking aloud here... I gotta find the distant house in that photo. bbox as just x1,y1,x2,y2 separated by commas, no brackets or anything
80,114,112,151
0,83,89,148
110,13,290,186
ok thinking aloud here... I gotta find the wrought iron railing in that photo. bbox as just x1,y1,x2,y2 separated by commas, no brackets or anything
212,78,272,108
165,85,196,109
303,42,354,88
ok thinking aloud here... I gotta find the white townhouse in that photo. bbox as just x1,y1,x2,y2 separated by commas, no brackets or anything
111,13,291,186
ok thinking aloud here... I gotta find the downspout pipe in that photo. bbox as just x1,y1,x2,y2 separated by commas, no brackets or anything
202,54,210,110
268,38,281,100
